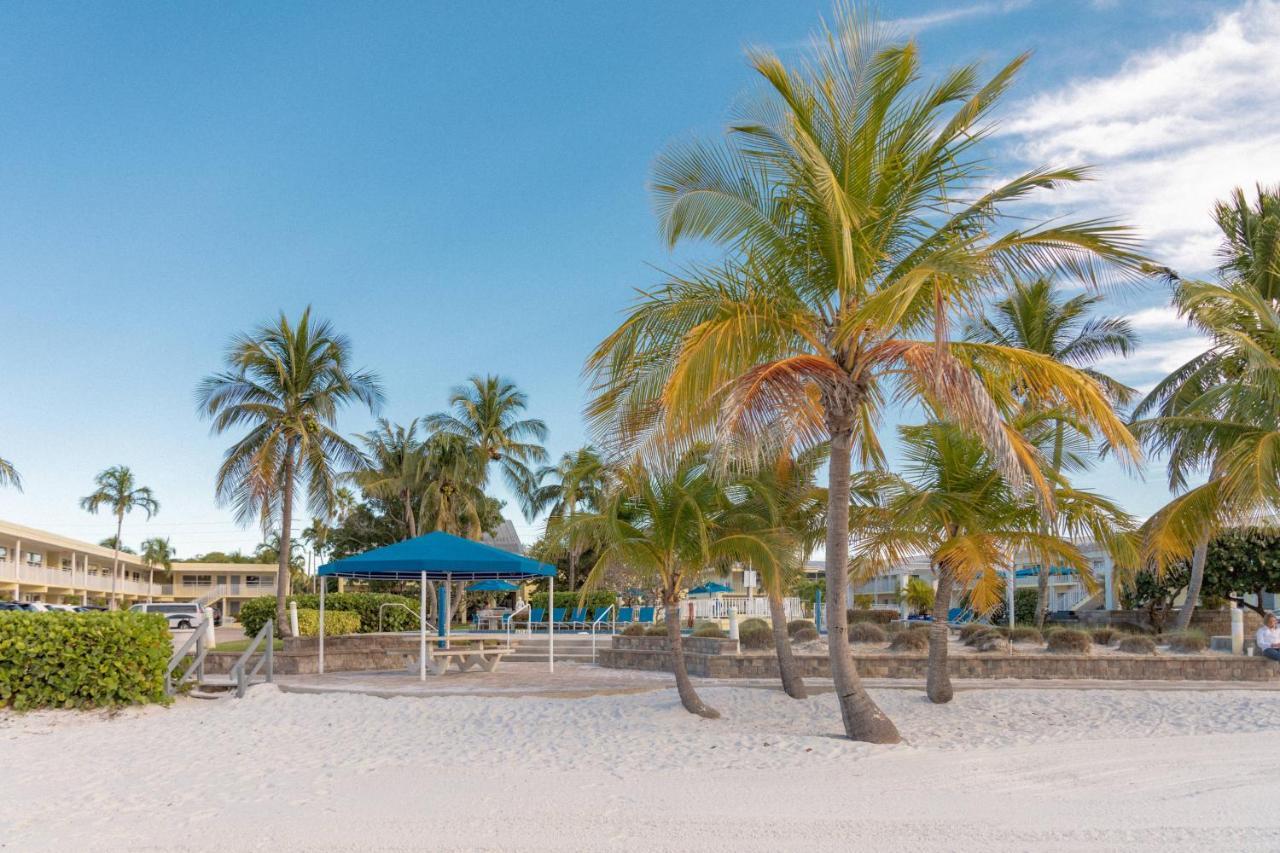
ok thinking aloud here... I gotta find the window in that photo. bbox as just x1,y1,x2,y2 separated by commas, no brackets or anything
61,559,72,570
25,552,43,566
0,546,9,559
245,575,261,587
181,575,212,587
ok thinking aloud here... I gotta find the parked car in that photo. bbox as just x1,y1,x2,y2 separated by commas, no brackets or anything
74,605,107,612
129,602,213,630
42,603,78,613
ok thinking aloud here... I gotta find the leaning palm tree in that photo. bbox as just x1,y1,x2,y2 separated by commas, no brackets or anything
0,456,21,490
727,445,828,700
140,536,174,603
528,446,609,590
570,449,778,718
586,6,1145,742
80,466,159,609
1133,185,1280,630
968,279,1137,626
352,418,429,539
425,375,548,502
196,308,383,637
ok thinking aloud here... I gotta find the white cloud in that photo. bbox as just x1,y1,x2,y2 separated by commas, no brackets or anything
1000,0,1280,272
1094,334,1212,379
1125,305,1188,331
888,1,1032,33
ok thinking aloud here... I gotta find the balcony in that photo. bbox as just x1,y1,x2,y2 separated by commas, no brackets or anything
176,581,277,598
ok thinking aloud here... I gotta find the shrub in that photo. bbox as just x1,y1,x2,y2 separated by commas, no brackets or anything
1118,635,1158,654
964,628,1000,647
958,623,989,642
738,618,772,650
692,621,725,638
1165,629,1208,653
889,628,929,652
295,609,360,637
621,623,646,637
1090,628,1119,646
791,626,819,643
973,633,1006,653
848,622,887,643
1046,629,1091,654
239,593,423,638
1114,622,1154,635
786,619,816,638
847,609,896,625
1010,626,1043,644
529,590,617,611
643,625,667,637
987,588,1038,627
0,612,171,710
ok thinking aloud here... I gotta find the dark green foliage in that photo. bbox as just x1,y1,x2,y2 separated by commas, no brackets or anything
1118,635,1158,654
786,619,816,637
1089,627,1118,645
1198,527,1280,616
1046,629,1091,654
889,629,929,652
847,609,896,625
239,593,421,638
738,618,772,650
1120,564,1189,632
692,621,725,638
987,589,1039,626
295,609,360,637
0,612,171,710
643,625,667,637
529,590,618,611
1165,629,1208,653
848,622,887,643
621,623,646,636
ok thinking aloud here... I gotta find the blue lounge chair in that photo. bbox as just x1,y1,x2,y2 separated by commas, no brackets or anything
637,606,656,625
528,607,547,631
947,607,975,624
551,607,569,628
568,607,589,628
616,606,634,625
590,606,613,627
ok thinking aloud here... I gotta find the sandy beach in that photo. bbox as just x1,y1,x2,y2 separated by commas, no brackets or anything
3,673,1279,852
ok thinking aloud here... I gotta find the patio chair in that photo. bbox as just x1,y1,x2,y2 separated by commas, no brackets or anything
551,607,569,628
528,607,547,631
947,607,975,624
568,607,590,628
616,606,634,625
637,606,656,625
590,606,613,627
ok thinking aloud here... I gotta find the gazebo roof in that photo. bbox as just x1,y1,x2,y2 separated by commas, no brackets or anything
318,531,556,580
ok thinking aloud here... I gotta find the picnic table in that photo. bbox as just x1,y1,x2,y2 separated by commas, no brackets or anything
418,635,513,676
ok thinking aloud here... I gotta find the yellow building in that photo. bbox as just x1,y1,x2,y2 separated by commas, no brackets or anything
169,562,278,618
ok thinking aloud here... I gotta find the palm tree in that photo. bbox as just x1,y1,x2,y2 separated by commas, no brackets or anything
425,375,548,502
585,7,1145,742
968,279,1137,626
570,449,778,718
528,447,609,590
140,536,174,603
0,456,21,490
196,308,383,637
728,446,828,700
352,419,430,538
1133,185,1280,630
80,466,159,609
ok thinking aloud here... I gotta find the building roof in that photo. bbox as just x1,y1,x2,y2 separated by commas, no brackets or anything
0,518,150,567
482,519,523,555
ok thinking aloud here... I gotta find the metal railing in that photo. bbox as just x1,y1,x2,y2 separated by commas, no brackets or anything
590,604,615,662
507,603,530,644
229,619,275,698
164,619,210,696
378,601,431,633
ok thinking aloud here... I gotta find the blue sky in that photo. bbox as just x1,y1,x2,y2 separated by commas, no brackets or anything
1,0,1276,557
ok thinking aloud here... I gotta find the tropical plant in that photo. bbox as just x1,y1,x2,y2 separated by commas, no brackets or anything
1133,186,1280,630
139,537,174,603
528,446,609,590
98,536,136,554
569,449,778,718
425,375,548,503
196,307,383,637
80,466,159,609
352,418,430,538
1197,527,1280,616
968,278,1137,626
0,456,21,491
900,577,936,615
585,6,1145,741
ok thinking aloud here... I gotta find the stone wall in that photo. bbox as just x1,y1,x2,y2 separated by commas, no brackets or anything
597,637,1280,682
1074,608,1262,637
205,633,432,676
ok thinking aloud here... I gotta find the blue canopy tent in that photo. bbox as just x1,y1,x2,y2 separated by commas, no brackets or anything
318,532,557,678
467,579,521,592
688,581,733,597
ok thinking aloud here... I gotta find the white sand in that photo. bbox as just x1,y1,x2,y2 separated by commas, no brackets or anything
3,681,1280,851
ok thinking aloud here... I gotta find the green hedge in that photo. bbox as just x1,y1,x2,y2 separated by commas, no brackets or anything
240,593,421,637
0,612,171,710
528,590,617,610
296,609,360,637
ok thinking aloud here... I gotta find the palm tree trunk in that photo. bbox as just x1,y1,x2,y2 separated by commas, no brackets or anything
825,419,901,743
1173,531,1210,631
926,565,955,704
277,449,295,638
767,590,806,699
110,513,122,610
568,546,578,592
1036,423,1066,629
405,490,417,539
664,589,718,718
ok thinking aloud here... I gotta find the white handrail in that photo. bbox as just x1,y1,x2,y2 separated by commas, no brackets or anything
508,602,531,645
590,604,615,662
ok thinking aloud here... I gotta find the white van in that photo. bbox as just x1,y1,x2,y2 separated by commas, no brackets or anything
129,602,211,630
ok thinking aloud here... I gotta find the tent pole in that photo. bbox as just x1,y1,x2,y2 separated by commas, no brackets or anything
319,579,326,674
437,580,448,649
419,571,426,681
548,574,555,674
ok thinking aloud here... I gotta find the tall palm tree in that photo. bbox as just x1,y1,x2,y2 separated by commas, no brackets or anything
727,446,828,700
586,7,1145,742
425,375,548,502
1133,185,1280,630
352,418,430,538
0,456,20,490
570,449,778,718
528,446,609,590
196,308,383,637
968,279,1137,626
80,466,159,609
140,536,174,603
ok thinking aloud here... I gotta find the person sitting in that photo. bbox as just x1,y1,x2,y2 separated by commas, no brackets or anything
1256,612,1280,661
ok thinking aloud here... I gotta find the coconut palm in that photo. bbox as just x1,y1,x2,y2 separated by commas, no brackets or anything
352,418,430,539
586,7,1144,741
140,536,174,603
727,445,828,699
968,279,1137,626
425,375,548,502
571,449,778,718
528,446,609,590
0,456,20,491
417,432,492,540
1133,185,1280,630
79,466,159,609
196,308,383,637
